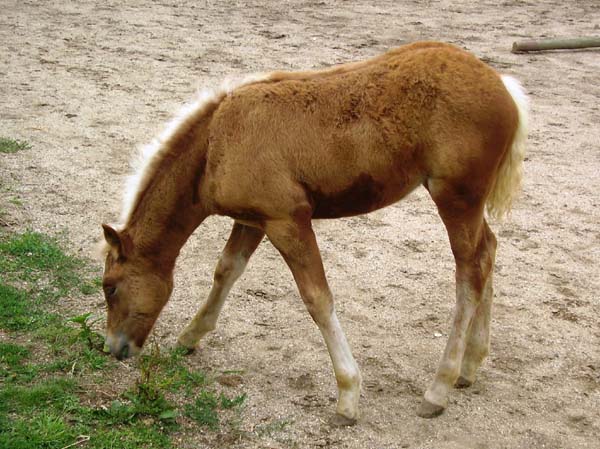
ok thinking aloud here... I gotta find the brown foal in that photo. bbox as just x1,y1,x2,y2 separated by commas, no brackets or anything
100,41,528,424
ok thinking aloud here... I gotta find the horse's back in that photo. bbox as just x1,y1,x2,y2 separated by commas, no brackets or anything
205,42,518,220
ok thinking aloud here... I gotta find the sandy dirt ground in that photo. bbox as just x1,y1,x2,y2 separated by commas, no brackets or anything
1,1,599,448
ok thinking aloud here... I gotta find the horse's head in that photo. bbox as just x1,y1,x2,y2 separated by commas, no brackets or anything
100,224,173,359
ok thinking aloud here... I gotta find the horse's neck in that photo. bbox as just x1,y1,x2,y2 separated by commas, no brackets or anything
126,127,210,266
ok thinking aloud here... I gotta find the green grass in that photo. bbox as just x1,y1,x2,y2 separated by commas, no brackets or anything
0,231,83,297
0,412,80,449
255,418,293,437
0,377,79,414
0,229,261,448
0,342,39,383
87,423,171,449
0,342,30,366
0,283,47,331
0,137,31,154
184,390,247,430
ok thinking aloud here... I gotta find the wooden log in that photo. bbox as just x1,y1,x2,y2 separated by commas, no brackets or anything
511,37,600,53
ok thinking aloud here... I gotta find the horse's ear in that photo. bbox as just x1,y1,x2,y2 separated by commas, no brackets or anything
102,224,133,259
102,224,121,249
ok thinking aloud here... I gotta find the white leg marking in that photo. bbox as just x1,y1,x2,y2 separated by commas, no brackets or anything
459,274,493,385
423,281,478,410
317,310,362,421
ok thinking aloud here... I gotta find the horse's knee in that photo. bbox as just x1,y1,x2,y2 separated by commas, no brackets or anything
213,254,244,284
303,293,334,327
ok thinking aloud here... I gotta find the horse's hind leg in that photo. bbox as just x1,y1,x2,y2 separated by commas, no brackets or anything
177,222,264,350
265,217,362,426
455,221,497,388
418,180,496,418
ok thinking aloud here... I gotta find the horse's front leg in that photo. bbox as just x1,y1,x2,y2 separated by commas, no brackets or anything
265,217,362,426
177,222,264,349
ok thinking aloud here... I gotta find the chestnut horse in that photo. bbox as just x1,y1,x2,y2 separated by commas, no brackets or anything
100,42,528,425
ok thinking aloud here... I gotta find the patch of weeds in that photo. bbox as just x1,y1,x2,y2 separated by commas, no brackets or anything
9,197,23,207
0,137,31,154
185,390,247,430
123,386,177,427
69,312,104,351
92,344,180,429
255,418,293,437
34,320,108,375
220,392,247,409
39,358,73,374
80,346,108,370
33,320,78,349
163,351,207,394
185,390,220,429
137,344,207,395
92,381,178,431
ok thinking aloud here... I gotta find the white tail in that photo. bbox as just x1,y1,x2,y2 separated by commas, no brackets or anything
486,75,530,220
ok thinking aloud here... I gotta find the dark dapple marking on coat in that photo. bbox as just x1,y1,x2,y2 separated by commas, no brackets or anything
304,174,385,219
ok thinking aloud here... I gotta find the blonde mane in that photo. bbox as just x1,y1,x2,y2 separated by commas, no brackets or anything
118,73,271,228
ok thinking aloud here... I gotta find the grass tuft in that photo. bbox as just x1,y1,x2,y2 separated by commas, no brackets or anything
0,137,31,154
185,390,220,429
184,390,247,430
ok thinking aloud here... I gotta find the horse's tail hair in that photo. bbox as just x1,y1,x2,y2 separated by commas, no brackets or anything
486,75,529,220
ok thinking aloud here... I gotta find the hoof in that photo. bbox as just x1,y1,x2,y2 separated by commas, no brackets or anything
455,376,473,389
417,399,445,418
329,413,357,427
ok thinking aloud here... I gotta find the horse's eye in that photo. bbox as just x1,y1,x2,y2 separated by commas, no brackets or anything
104,285,117,298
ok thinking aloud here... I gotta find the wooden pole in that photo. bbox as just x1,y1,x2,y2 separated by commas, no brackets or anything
511,37,600,53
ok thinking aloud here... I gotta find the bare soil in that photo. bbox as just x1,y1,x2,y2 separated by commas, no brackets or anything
1,1,599,448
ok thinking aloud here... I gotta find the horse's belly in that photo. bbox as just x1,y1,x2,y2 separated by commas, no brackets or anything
306,172,422,219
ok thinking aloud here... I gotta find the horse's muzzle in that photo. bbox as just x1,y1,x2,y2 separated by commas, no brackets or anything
106,332,139,360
